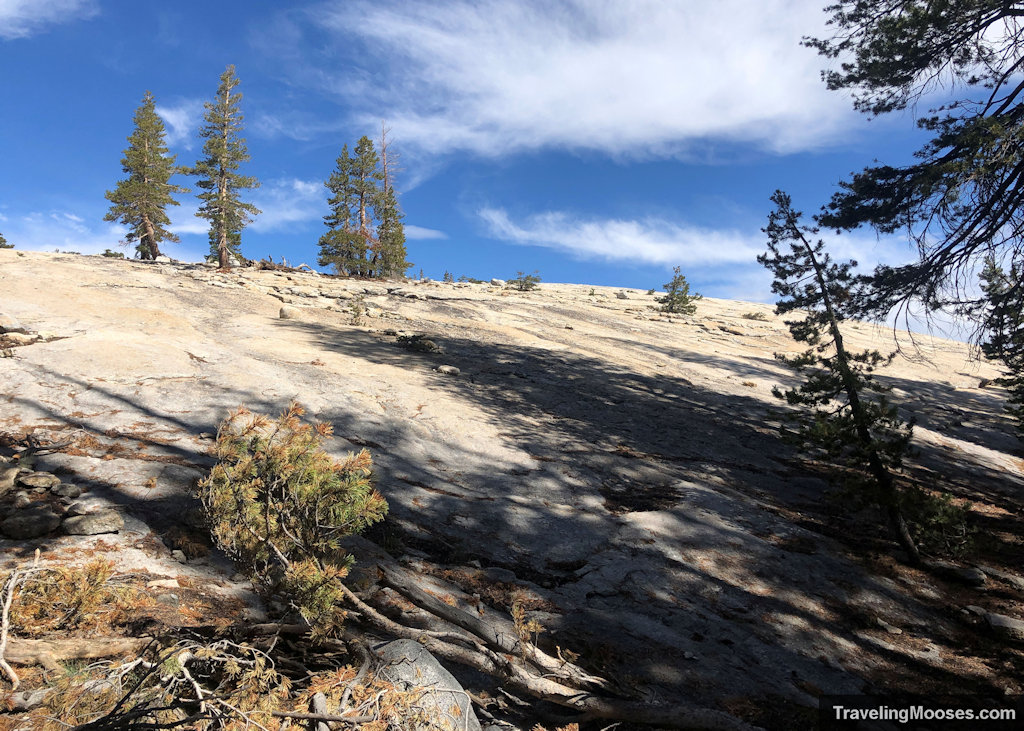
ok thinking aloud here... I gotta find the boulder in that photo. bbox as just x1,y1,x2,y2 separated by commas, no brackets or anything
66,497,109,516
375,639,481,731
0,313,29,334
0,465,20,493
51,483,82,499
279,306,299,320
4,332,39,345
63,509,124,535
615,291,629,299
1,508,61,539
436,365,461,376
985,612,1024,642
489,278,505,287
16,472,60,490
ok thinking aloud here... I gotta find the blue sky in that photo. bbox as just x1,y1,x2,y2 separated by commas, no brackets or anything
0,0,934,302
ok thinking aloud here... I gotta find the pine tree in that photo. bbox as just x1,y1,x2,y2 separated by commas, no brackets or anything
807,2,1024,318
375,122,409,278
0,233,10,249
980,256,1024,438
103,91,188,260
657,266,701,314
318,144,366,275
375,183,408,278
188,65,260,268
760,190,921,564
318,132,409,278
351,136,382,276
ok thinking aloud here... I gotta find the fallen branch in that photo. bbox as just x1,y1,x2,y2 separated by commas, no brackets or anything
0,550,43,689
269,710,375,725
379,564,607,691
5,637,151,673
340,583,759,731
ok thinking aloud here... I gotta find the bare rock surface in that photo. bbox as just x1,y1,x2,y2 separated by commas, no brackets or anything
0,250,1021,721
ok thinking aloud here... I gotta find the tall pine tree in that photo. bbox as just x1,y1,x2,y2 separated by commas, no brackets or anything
980,257,1024,438
375,123,409,278
375,184,408,278
760,190,921,564
351,136,382,276
103,91,188,260
188,65,260,268
318,133,408,278
318,144,366,275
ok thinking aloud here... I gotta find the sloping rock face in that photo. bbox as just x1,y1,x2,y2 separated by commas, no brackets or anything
0,250,1021,721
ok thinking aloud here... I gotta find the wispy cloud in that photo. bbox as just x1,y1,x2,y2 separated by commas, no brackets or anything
479,206,919,303
2,209,125,255
479,207,762,267
167,179,325,238
156,100,204,150
0,0,97,40
405,225,447,240
303,0,850,159
249,178,324,232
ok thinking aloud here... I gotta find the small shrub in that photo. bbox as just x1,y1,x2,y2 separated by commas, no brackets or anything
101,249,125,259
588,288,596,296
8,559,147,636
646,288,655,295
508,270,541,291
458,275,485,284
397,334,441,352
0,233,11,249
903,488,974,557
656,266,702,315
349,295,366,325
197,403,388,637
742,311,768,321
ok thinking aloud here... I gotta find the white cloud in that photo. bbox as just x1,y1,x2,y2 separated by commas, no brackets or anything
307,0,851,159
0,0,97,40
479,205,924,307
479,207,762,267
3,210,125,255
156,100,204,150
168,203,209,237
167,179,325,237
405,225,447,240
249,178,325,232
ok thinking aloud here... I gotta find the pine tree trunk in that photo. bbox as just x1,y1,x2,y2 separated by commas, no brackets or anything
141,215,161,260
801,236,922,565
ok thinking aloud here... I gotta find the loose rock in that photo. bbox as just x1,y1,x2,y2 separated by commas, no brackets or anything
1,508,62,539
16,472,61,490
66,497,108,516
63,509,124,535
51,483,82,499
0,313,29,334
279,306,299,320
375,639,481,731
436,365,461,376
985,612,1024,642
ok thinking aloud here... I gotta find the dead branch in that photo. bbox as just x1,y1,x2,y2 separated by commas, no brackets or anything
339,583,759,731
0,550,43,689
379,564,607,691
270,709,375,725
5,637,151,673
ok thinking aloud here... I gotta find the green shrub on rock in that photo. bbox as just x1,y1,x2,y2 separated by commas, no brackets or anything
657,266,702,315
197,403,388,637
